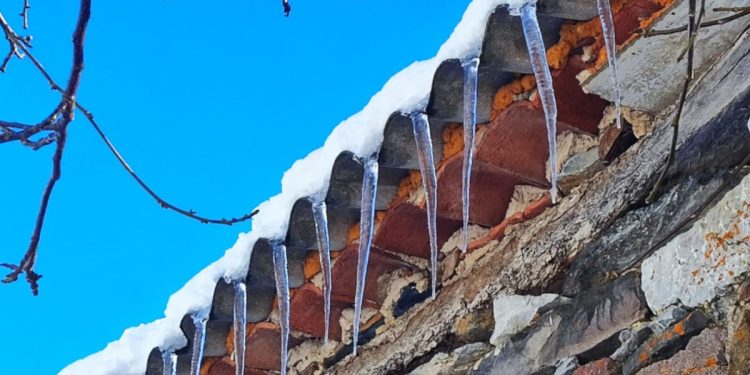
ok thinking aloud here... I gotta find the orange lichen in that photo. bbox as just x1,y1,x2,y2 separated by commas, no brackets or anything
304,251,322,280
491,75,537,120
442,123,464,159
673,322,685,335
394,170,423,201
346,211,387,244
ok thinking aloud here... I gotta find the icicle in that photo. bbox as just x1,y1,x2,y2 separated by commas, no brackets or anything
311,199,332,346
189,308,210,375
461,56,480,253
232,281,247,375
352,155,379,356
161,350,177,375
597,0,622,129
410,112,439,299
513,1,559,204
272,243,290,375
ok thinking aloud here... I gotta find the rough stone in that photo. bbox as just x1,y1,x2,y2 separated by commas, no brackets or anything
641,174,750,313
572,358,621,375
562,174,735,297
330,31,750,372
476,274,649,374
728,310,750,375
598,122,637,163
409,343,491,375
623,310,710,375
490,293,561,347
637,327,727,375
455,306,494,344
583,0,750,113
558,148,604,194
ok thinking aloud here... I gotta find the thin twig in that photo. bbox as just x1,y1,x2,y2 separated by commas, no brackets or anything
646,0,699,204
646,9,750,37
75,104,259,225
0,11,22,72
19,0,30,30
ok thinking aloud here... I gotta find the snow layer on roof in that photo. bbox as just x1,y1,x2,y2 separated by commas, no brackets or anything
60,1,517,374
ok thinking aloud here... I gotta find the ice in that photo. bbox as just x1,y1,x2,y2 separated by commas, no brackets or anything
512,1,559,203
161,350,176,375
597,0,622,129
352,155,379,356
60,2,523,374
410,112,439,299
272,243,291,375
232,281,247,375
311,199,333,345
461,56,480,253
189,308,210,375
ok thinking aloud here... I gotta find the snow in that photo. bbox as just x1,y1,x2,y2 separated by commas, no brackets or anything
60,1,523,374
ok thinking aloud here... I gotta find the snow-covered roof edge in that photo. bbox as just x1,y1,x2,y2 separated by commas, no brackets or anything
59,1,515,374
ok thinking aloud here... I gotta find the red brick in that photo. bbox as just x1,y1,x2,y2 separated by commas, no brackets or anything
533,55,607,134
290,283,346,340
374,201,462,258
437,155,519,226
331,244,414,306
245,322,300,371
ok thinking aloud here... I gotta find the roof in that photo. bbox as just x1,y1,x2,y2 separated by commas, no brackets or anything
60,0,746,373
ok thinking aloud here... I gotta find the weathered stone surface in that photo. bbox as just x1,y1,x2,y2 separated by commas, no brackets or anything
598,122,637,163
641,174,750,313
610,324,654,362
455,306,494,344
562,174,734,297
559,148,603,194
583,0,750,113
728,310,750,375
409,343,491,375
475,274,648,374
637,327,727,375
329,30,750,373
573,358,620,375
490,293,561,347
623,310,709,375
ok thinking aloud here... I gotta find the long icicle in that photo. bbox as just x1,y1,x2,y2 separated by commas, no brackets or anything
161,349,177,375
596,0,622,129
411,112,439,299
189,308,210,375
352,155,379,356
461,56,480,253
232,280,247,375
311,199,333,346
272,242,290,375
516,1,559,203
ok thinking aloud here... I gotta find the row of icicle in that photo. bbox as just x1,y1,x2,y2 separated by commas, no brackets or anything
159,1,621,373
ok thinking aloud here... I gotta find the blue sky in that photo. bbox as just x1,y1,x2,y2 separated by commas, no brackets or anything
0,1,471,373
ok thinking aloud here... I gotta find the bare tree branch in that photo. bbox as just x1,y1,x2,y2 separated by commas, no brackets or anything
1,0,90,294
647,0,702,204
2,0,260,294
19,0,29,30
76,103,260,225
646,6,749,37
